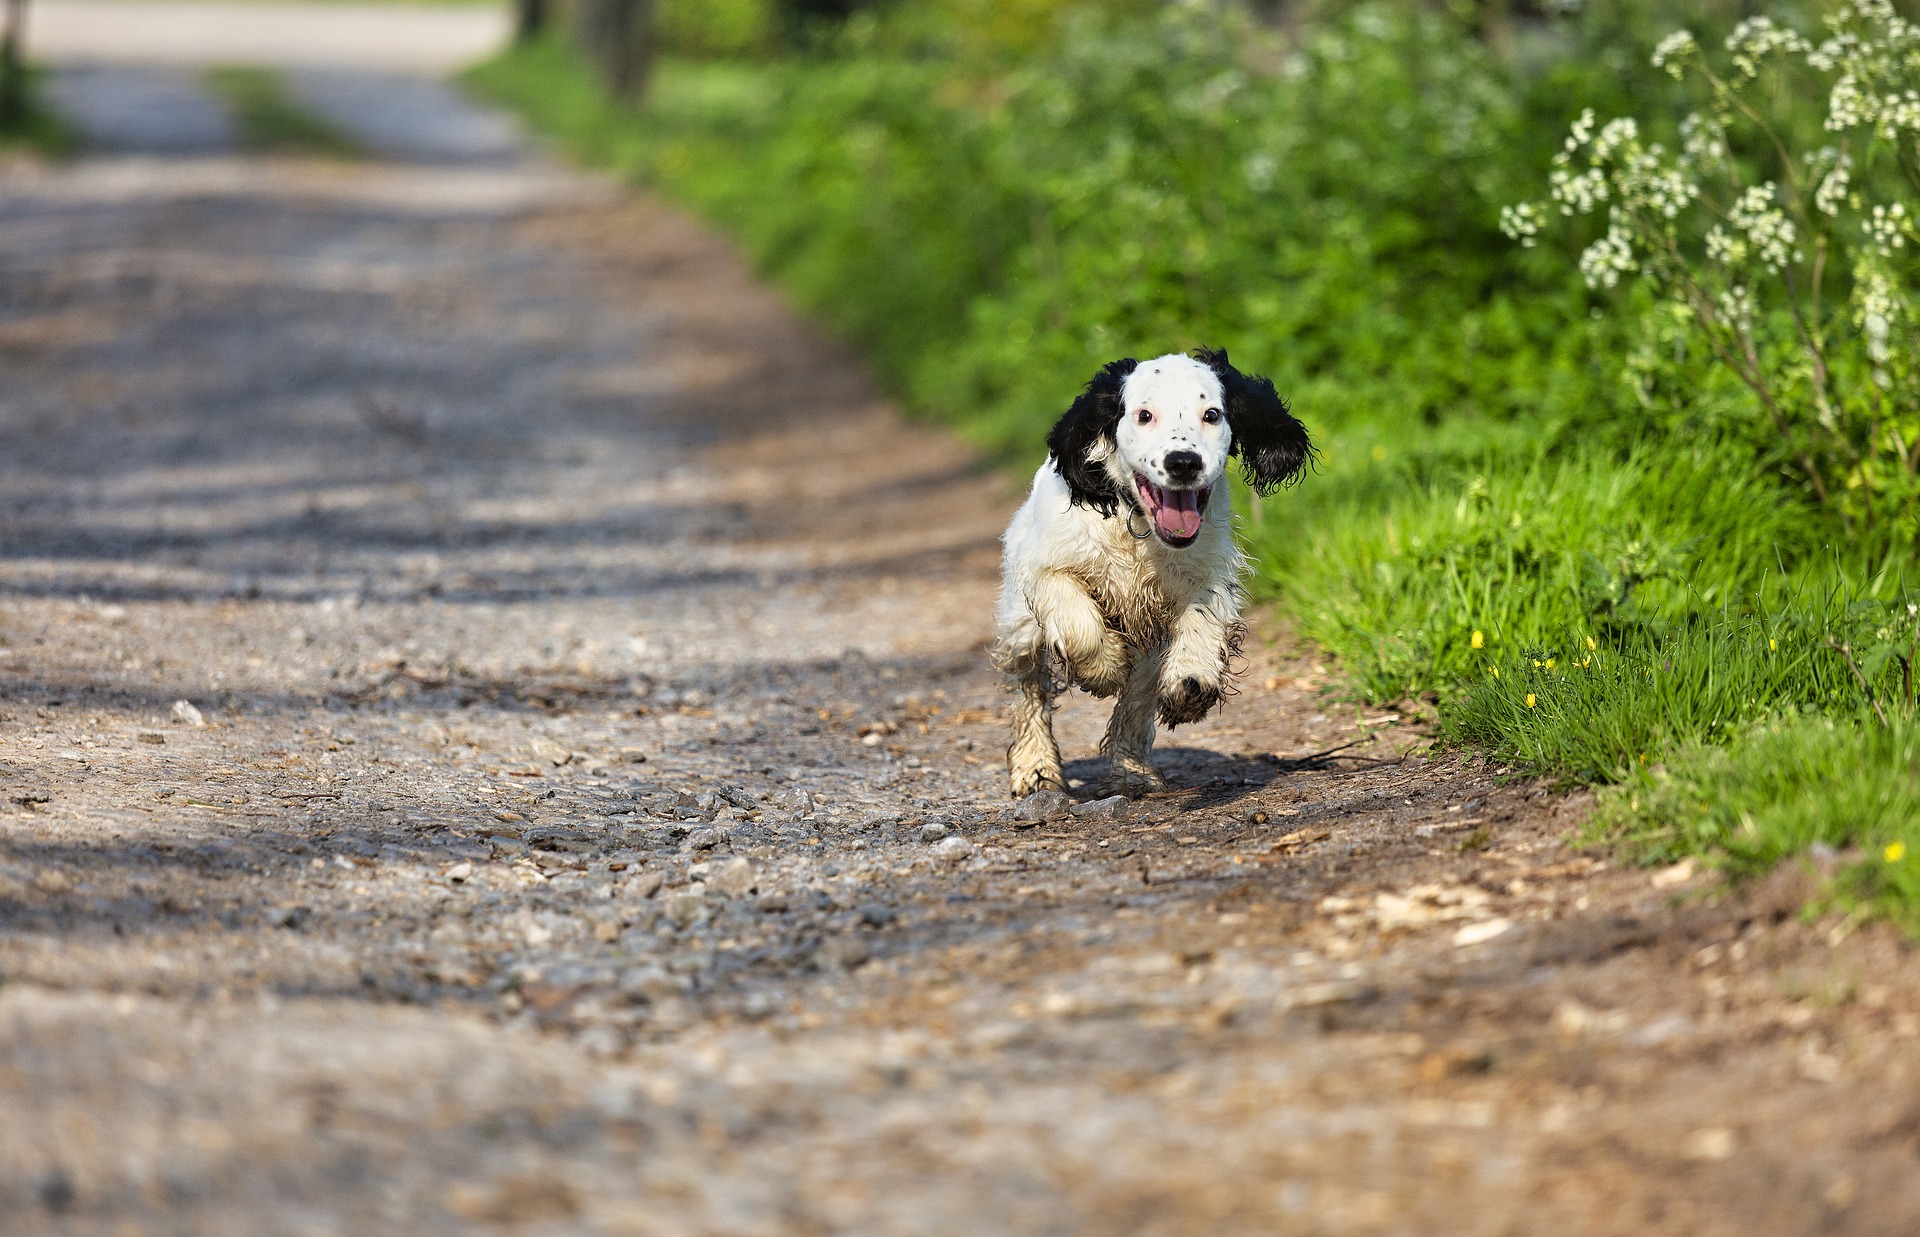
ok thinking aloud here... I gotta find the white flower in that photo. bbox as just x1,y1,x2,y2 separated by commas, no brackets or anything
1813,150,1852,215
1867,202,1909,254
1652,30,1698,79
1549,162,1608,215
1727,183,1797,273
1726,18,1810,81
1578,222,1636,289
1499,201,1543,247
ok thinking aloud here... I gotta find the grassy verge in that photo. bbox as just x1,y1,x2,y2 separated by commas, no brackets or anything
204,67,361,157
0,67,76,157
467,10,1920,926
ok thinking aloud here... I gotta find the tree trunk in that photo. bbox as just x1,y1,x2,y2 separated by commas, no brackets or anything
0,0,28,128
576,0,654,103
514,0,547,44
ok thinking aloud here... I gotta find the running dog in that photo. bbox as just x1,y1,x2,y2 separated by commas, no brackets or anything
992,347,1312,798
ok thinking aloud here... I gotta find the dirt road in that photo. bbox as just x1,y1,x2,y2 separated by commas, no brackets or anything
3,50,1920,1237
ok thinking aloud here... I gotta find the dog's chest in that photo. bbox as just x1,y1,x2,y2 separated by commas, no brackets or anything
1079,549,1205,642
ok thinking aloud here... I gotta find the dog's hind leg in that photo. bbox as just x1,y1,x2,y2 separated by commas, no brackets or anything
1005,649,1066,798
1099,643,1167,797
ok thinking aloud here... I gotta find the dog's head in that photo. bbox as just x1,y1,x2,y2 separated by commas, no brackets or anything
1045,349,1313,548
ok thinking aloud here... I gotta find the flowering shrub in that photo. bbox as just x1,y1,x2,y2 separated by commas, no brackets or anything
1504,0,1920,537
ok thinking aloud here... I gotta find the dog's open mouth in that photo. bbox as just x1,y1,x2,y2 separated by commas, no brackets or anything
1134,475,1212,547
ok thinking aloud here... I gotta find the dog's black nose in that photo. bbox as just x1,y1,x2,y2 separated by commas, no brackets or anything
1164,450,1204,483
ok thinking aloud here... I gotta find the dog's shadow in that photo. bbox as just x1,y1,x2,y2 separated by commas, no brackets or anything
1063,745,1302,812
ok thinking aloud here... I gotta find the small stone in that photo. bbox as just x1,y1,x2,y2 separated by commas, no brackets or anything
1452,918,1513,947
664,892,706,928
530,738,573,767
933,835,974,862
445,862,474,884
1070,794,1131,820
742,991,777,1019
918,822,951,844
617,965,680,1001
137,732,166,745
859,904,897,928
593,919,621,943
268,905,310,930
29,870,71,895
1013,789,1073,823
624,870,665,899
488,836,528,857
686,827,724,851
755,892,790,913
710,857,757,897
814,936,871,971
170,700,205,727
1683,1127,1736,1161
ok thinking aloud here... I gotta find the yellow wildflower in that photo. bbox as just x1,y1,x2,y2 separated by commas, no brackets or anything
1585,635,1596,651
1769,638,1777,651
1545,658,1556,670
1490,665,1500,678
1525,694,1536,708
1887,841,1907,864
1471,630,1484,649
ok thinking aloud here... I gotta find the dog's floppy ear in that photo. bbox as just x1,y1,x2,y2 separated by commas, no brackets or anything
1045,357,1137,516
1195,346,1313,495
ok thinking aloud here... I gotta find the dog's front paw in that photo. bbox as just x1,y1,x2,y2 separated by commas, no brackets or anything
1055,630,1129,698
1157,674,1222,726
1009,761,1067,799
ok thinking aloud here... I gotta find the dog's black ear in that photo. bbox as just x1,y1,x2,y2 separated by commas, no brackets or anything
1195,346,1313,495
1046,357,1137,516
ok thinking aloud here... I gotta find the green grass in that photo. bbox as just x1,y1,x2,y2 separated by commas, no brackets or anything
0,66,77,157
1595,716,1920,927
466,5,1920,927
203,67,361,157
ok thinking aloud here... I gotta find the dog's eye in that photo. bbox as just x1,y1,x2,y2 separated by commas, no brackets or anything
1136,409,1154,424
1202,408,1222,424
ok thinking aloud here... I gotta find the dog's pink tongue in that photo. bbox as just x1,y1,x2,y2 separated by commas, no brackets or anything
1152,488,1202,540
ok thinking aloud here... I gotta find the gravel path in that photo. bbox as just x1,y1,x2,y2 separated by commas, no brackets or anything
3,51,1920,1237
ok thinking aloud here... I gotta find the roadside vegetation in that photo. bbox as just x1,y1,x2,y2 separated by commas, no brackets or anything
469,0,1920,923
204,67,361,156
0,64,74,156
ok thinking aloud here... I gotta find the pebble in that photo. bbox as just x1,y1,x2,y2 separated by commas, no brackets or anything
1013,790,1073,823
710,857,757,897
267,905,310,930
663,892,706,927
918,822,950,844
814,936,871,971
617,965,681,1000
1069,795,1131,820
686,827,726,851
444,862,474,884
624,871,665,899
933,836,974,862
170,699,205,727
859,904,897,928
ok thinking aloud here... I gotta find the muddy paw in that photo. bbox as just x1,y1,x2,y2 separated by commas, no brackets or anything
1009,764,1067,799
1101,765,1165,798
1157,675,1221,727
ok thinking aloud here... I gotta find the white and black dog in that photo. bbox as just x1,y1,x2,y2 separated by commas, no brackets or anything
992,348,1312,798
